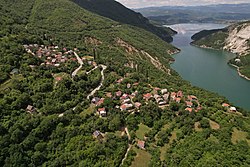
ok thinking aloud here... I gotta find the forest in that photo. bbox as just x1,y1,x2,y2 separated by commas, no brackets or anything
0,0,250,166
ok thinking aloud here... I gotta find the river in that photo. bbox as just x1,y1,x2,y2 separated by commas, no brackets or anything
168,23,250,111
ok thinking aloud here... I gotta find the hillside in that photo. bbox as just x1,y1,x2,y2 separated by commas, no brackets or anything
0,0,250,167
192,21,250,79
72,0,176,42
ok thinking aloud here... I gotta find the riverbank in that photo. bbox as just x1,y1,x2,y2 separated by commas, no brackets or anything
191,43,250,81
229,63,250,81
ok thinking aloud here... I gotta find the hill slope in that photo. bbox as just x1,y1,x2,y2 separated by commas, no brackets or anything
192,21,250,79
72,0,176,42
0,0,250,167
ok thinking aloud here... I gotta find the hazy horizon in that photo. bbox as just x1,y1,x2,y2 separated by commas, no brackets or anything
115,0,250,9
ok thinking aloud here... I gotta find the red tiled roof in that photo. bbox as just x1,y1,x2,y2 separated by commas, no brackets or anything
186,101,193,107
98,108,106,112
135,102,142,108
143,93,152,98
222,103,230,107
116,91,122,97
177,91,183,97
137,140,145,149
55,77,62,81
185,107,193,113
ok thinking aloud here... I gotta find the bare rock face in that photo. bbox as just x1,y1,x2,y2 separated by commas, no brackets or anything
223,23,250,55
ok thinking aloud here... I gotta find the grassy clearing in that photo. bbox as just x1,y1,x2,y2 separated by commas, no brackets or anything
208,134,219,143
194,122,202,132
130,147,151,167
209,120,220,130
80,104,95,117
136,124,151,140
160,130,177,161
0,74,24,92
231,127,250,145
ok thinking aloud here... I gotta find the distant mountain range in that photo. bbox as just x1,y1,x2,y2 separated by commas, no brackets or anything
135,3,250,25
73,0,176,42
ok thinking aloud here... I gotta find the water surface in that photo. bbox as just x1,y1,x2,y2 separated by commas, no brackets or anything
168,23,250,111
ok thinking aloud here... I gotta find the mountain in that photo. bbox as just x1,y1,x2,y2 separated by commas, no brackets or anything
72,0,176,42
135,3,250,25
192,21,250,79
0,0,250,166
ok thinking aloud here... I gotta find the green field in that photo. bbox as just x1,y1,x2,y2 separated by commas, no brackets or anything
136,124,151,140
131,147,151,167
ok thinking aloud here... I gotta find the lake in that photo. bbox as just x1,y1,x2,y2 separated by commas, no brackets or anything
168,23,250,111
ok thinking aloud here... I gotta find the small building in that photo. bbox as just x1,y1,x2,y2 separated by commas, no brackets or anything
120,104,134,111
52,59,57,63
188,95,198,101
185,107,193,113
154,94,161,100
55,77,62,82
93,130,104,140
159,101,167,106
116,91,122,97
121,94,129,100
177,91,183,98
127,83,131,89
26,105,36,114
143,93,153,101
235,59,241,63
163,93,170,101
97,108,107,117
186,101,193,108
230,107,237,112
137,140,145,150
175,97,181,103
161,89,168,95
171,92,177,100
92,97,100,104
222,103,230,108
96,98,105,106
134,102,142,109
122,98,131,104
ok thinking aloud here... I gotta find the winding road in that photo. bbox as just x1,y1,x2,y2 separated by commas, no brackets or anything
87,64,107,100
72,52,83,77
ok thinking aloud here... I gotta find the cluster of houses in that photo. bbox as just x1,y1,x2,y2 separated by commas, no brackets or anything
222,103,237,112
91,77,202,118
23,44,79,67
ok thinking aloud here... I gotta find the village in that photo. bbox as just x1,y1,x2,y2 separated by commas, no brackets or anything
91,77,203,119
23,44,96,68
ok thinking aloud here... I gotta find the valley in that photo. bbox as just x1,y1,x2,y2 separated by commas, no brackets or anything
0,0,250,167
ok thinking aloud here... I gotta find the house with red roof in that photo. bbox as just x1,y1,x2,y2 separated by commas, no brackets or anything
97,108,107,117
185,107,193,113
137,140,145,150
186,101,193,108
134,102,142,109
171,92,177,100
116,91,122,97
143,93,153,101
222,103,230,108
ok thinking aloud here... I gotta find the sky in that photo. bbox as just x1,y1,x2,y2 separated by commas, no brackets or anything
115,0,250,8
